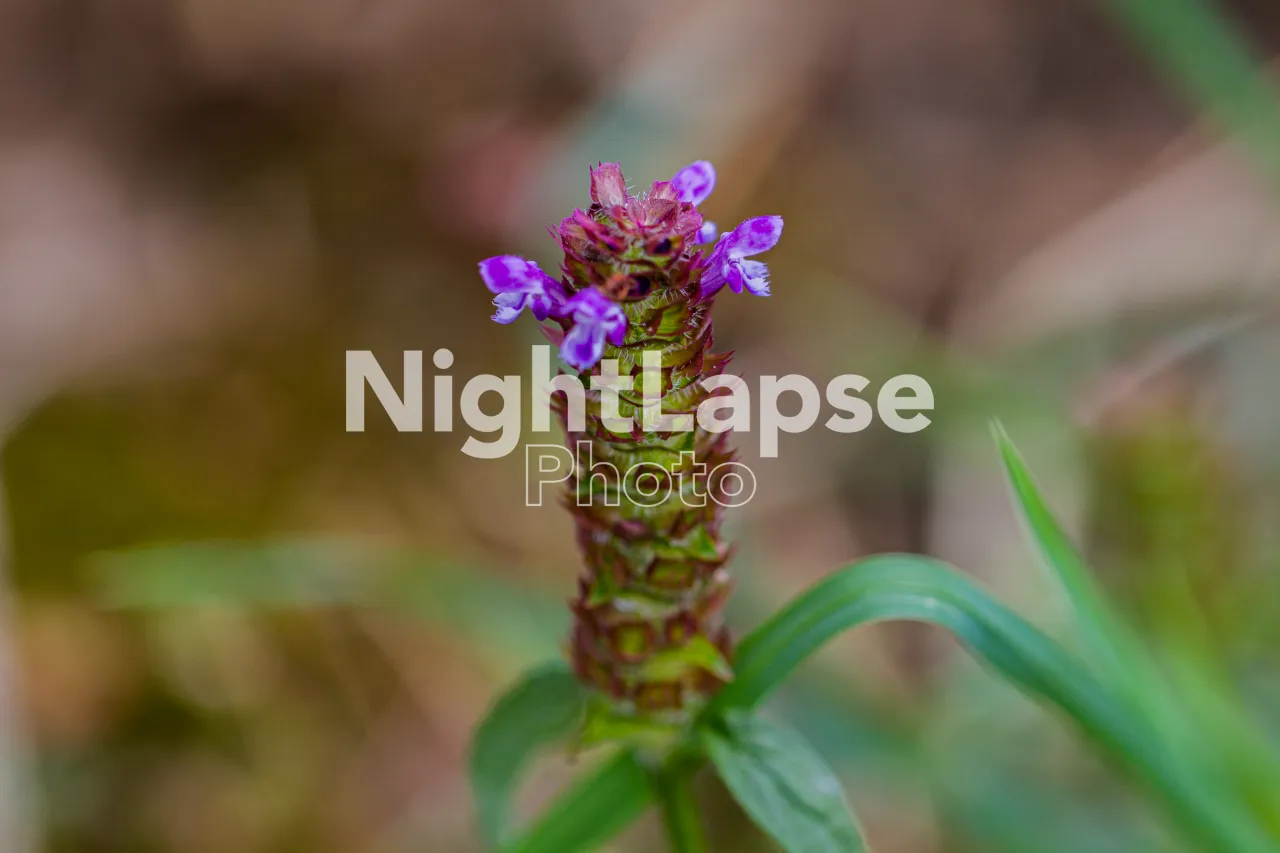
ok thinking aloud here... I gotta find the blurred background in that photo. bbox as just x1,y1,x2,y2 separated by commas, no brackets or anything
3,0,1280,850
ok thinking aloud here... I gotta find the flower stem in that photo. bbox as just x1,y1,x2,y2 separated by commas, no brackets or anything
654,763,709,853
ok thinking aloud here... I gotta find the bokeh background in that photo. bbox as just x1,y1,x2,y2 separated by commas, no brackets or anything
3,0,1280,850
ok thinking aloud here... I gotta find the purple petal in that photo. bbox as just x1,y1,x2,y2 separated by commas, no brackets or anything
670,161,716,206
605,312,627,346
482,257,565,323
725,261,746,294
700,258,728,297
739,259,772,296
590,162,628,207
561,288,628,359
527,292,552,321
561,324,605,371
492,291,527,324
566,287,611,321
531,278,567,320
479,255,550,294
698,220,718,244
723,215,783,256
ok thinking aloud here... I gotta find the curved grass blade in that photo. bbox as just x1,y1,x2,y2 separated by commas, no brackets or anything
706,554,1275,853
991,421,1147,690
704,710,865,853
501,750,652,853
994,423,1280,824
470,662,587,849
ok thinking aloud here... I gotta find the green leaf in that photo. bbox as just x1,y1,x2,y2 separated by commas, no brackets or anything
706,554,1275,853
991,421,1144,689
705,711,865,853
502,751,653,853
470,662,587,849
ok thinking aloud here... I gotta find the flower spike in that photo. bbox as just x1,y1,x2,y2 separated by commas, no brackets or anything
474,160,781,743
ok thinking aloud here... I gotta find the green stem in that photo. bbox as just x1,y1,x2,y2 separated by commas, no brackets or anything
653,764,709,853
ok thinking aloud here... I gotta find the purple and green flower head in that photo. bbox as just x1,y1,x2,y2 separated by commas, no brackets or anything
472,159,783,735
476,159,783,370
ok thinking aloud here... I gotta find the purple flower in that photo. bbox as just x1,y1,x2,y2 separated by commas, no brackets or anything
670,161,716,206
700,215,783,297
479,255,565,323
697,221,718,244
560,288,627,370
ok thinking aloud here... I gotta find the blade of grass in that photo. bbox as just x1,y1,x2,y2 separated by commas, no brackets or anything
991,422,1149,692
994,424,1280,830
1098,0,1280,184
706,554,1275,853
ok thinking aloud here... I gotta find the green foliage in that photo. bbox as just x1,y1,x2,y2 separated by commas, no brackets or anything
470,663,587,849
473,430,1280,853
1097,0,1280,184
94,540,566,660
995,423,1280,839
716,553,1274,853
94,539,372,607
992,422,1150,693
652,760,710,853
703,711,865,853
500,751,652,853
